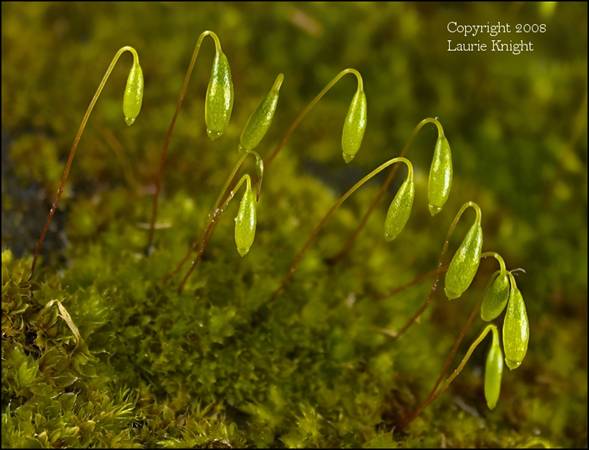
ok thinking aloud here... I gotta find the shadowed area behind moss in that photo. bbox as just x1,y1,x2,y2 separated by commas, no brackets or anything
2,154,586,447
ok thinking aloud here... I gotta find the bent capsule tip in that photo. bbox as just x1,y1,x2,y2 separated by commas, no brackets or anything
207,128,223,141
444,286,461,300
383,169,414,242
342,152,355,164
428,204,442,216
273,73,285,91
234,178,256,257
505,358,522,370
123,57,143,127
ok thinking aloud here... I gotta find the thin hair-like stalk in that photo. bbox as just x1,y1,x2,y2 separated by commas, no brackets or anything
387,201,481,341
401,324,498,429
263,68,364,167
171,68,365,287
374,265,446,305
328,117,446,265
269,156,414,305
180,69,365,288
165,73,283,281
145,30,225,254
424,252,505,390
176,173,258,293
30,46,142,278
397,252,506,427
163,150,263,284
481,251,507,273
378,251,502,338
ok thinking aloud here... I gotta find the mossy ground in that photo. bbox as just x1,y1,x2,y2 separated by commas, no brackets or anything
2,2,587,448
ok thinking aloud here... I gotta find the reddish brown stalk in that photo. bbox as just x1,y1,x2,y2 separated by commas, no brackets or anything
329,117,444,265
175,184,238,293
175,170,259,293
386,202,479,342
161,189,232,286
145,31,221,254
161,202,222,287
30,46,139,278
399,296,482,429
161,220,208,286
99,127,141,192
390,274,441,342
170,70,364,286
268,157,413,308
176,216,218,293
168,69,361,283
397,252,503,428
163,150,262,285
386,254,448,342
263,68,362,168
375,265,446,302
326,164,400,266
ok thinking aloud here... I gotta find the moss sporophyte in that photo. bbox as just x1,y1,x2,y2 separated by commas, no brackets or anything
444,203,483,300
165,73,279,292
30,45,143,278
264,67,366,167
146,30,233,253
502,272,530,370
399,251,529,427
268,157,415,303
327,117,453,265
21,31,529,433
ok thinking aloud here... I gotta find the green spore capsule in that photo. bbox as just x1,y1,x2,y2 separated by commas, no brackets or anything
341,87,367,164
123,58,144,126
481,270,511,321
205,50,234,140
384,168,414,241
428,133,453,216
253,153,264,200
444,219,483,300
502,273,529,370
234,177,257,257
240,73,284,153
484,326,503,410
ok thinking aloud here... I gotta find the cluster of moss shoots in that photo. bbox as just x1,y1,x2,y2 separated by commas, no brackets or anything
25,31,529,431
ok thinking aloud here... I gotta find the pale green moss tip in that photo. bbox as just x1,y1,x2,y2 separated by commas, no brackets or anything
273,73,285,91
207,128,223,140
342,152,354,164
444,287,461,300
506,358,522,370
428,204,442,216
